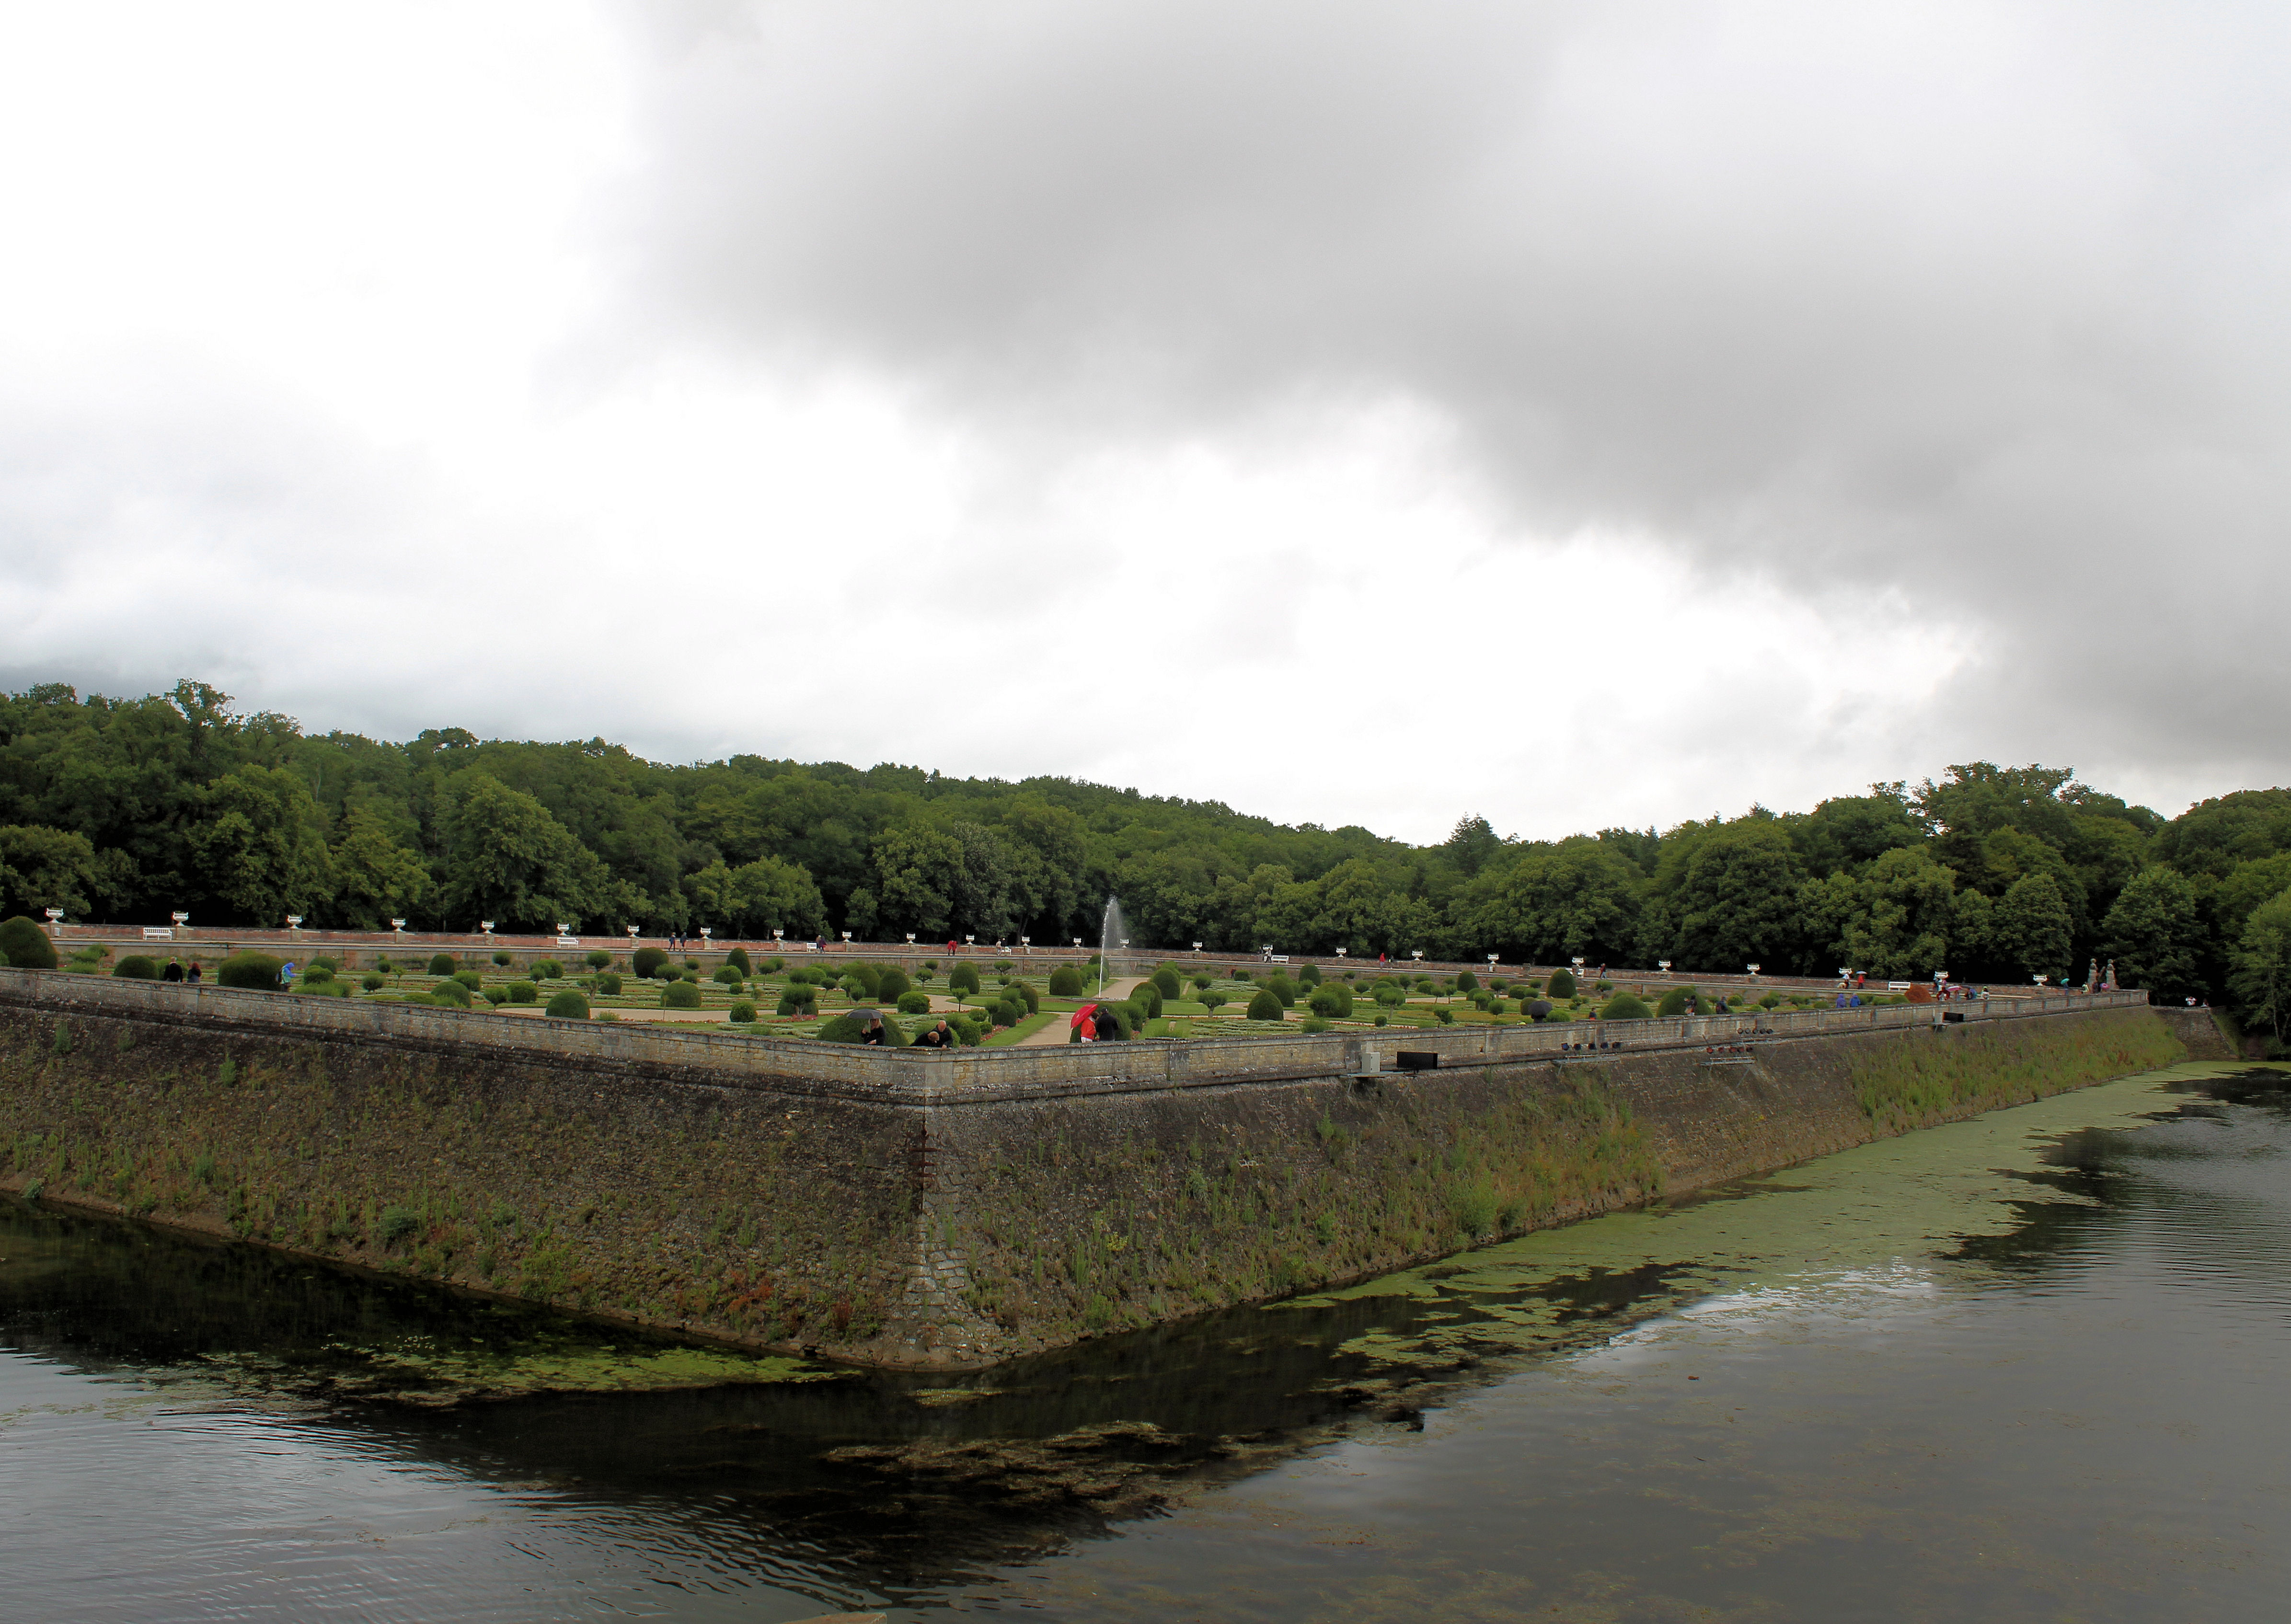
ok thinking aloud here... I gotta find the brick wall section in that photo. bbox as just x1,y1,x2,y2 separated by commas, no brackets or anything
0,972,2193,1370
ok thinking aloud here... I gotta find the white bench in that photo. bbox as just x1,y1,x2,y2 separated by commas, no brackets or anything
141,927,173,940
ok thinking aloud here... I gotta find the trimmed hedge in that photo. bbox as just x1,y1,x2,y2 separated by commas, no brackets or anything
547,990,592,1019
631,946,668,979
426,953,457,976
897,989,931,1014
112,955,160,979
661,979,702,1008
428,976,472,1007
217,952,282,991
726,946,751,974
1308,981,1354,1018
1265,974,1297,1007
361,973,386,991
713,965,744,986
1245,989,1284,1021
1600,991,1652,1021
1131,981,1163,1018
594,972,622,994
1298,962,1322,986
0,916,58,970
727,997,756,1023
508,981,538,1003
1048,965,1083,997
482,986,511,1006
949,963,981,997
877,967,910,1002
1151,967,1182,998
1456,969,1478,991
586,949,613,970
1546,968,1577,1000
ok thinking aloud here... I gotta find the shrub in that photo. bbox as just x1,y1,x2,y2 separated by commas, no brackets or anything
547,990,592,1019
1373,1014,1389,1026
727,997,756,1023
1309,982,1354,1018
378,1206,419,1246
452,969,483,990
1298,962,1323,986
765,956,783,972
1048,965,1084,997
897,989,931,1014
1193,975,1211,991
713,965,744,986
661,980,702,1008
0,917,58,969
1433,1006,1454,1024
594,971,622,994
427,952,456,975
840,975,870,1001
113,955,160,979
684,957,700,970
508,981,538,1003
301,965,334,985
948,1014,981,1046
632,946,668,979
1600,992,1652,1020
586,949,613,970
1008,979,1040,1014
1596,980,1613,993
726,946,751,974
1198,988,1228,1013
1131,981,1163,1018
482,986,511,1006
775,995,804,1017
1760,991,1784,1009
217,952,282,991
1375,983,1407,1008
990,999,1021,1027
375,956,394,973
493,950,513,967
428,977,472,1006
1547,968,1577,1000
845,961,883,997
532,959,564,980
782,981,817,1009
1264,974,1297,1007
1246,989,1284,1021
949,963,981,998
360,973,386,991
1656,986,1703,1017
1456,969,1478,992
1300,1015,1331,1034
877,967,910,1002
1152,967,1182,998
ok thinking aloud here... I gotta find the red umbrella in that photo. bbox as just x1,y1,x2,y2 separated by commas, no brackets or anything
1069,1002,1101,1030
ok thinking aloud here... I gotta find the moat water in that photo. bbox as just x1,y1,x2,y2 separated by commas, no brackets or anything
4,1062,2288,1622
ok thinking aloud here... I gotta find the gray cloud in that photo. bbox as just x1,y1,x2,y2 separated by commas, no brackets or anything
605,0,2291,788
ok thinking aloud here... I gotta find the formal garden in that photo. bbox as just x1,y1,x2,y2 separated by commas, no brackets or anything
23,926,1926,1047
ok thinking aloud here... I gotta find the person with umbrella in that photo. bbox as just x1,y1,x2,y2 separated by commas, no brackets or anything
1071,1001,1099,1043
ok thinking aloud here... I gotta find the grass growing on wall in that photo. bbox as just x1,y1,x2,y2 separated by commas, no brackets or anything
1847,1009,2184,1134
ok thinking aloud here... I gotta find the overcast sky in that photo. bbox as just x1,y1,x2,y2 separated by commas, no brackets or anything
4,2,2287,843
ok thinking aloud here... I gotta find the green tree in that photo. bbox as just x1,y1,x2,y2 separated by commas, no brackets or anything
1462,842,1643,965
2101,866,2205,999
1645,821,1807,972
1801,845,1959,979
185,764,335,924
0,824,98,918
2229,889,2291,1041
436,771,608,931
327,806,429,929
1992,874,2073,981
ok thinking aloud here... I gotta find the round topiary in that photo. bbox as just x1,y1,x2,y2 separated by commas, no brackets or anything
990,999,1021,1027
727,997,757,1023
1048,965,1083,997
1300,1015,1331,1034
1547,968,1577,1000
1152,967,1182,998
301,964,334,985
361,973,386,991
848,961,884,997
427,953,457,976
482,986,511,1006
0,917,58,970
714,965,745,987
428,976,472,1007
661,979,702,1008
877,967,911,1002
949,963,981,998
1298,962,1323,986
451,969,483,990
493,950,513,967
112,956,160,979
594,971,622,995
508,980,538,1003
897,989,931,1014
1245,989,1284,1022
547,990,591,1019
1132,981,1163,1018
1308,982,1349,1018
1008,979,1040,1014
1600,992,1652,1020
1266,975,1297,1007
1656,986,1698,1017
1198,988,1227,1013
631,946,668,979
217,952,282,991
1373,1013,1389,1026
1434,1006,1454,1024
726,946,752,975
1456,969,1478,991
586,949,613,970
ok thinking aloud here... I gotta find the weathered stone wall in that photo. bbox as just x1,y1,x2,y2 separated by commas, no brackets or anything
0,979,2194,1370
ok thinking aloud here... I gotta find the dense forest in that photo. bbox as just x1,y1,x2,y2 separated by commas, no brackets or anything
3,680,2290,1034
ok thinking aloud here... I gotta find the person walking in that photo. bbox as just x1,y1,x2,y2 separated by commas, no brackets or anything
162,957,183,983
186,961,202,983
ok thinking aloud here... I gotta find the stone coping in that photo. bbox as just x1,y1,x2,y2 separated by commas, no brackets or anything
0,967,2153,1107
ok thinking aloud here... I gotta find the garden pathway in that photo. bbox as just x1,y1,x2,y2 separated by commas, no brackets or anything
1013,977,1146,1045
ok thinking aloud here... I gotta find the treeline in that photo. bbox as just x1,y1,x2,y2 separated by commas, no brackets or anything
3,680,2290,1037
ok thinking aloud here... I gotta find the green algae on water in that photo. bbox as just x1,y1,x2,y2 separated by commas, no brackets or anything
1280,1064,2264,1371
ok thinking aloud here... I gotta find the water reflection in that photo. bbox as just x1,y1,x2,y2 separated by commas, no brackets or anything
4,1063,2289,1621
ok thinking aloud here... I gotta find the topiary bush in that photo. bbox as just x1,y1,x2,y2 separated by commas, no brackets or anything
1434,1006,1454,1024
300,965,334,986
1298,962,1323,986
948,1014,981,1046
1373,1014,1389,1026
1198,988,1228,1013
482,986,511,1006
0,917,58,969
216,952,282,991
713,965,744,986
1008,979,1040,1014
530,958,562,980
1456,969,1478,991
508,980,538,1003
1048,965,1083,997
1656,986,1702,1017
427,953,456,976
493,950,513,967
949,962,981,998
990,999,1021,1027
1300,1015,1331,1034
1131,980,1163,1018
727,997,757,1023
1547,967,1577,1000
594,971,622,995
1600,991,1652,1020
547,990,592,1020
897,989,931,1014
586,949,613,970
632,946,668,979
661,979,702,1009
452,969,483,990
877,967,911,1003
1308,981,1353,1018
1265,974,1297,1007
428,977,472,1007
360,972,386,991
1152,966,1182,998
726,946,751,975
112,956,159,979
1245,988,1284,1021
